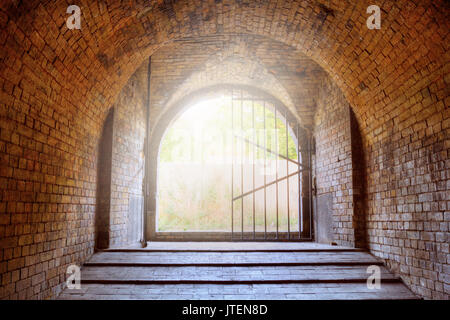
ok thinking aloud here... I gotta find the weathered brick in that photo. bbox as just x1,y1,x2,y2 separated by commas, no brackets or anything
0,0,447,301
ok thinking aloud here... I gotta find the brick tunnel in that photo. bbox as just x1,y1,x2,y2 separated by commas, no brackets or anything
0,0,448,300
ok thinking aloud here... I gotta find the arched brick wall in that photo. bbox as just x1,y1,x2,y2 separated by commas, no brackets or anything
147,34,325,135
0,0,448,299
145,83,312,240
149,34,326,129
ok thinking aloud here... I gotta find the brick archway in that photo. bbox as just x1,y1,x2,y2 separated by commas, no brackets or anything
2,1,446,130
0,0,447,299
146,83,313,241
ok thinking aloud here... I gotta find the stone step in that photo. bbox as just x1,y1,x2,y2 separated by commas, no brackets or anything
58,283,419,300
88,251,382,266
58,243,419,300
80,265,399,284
101,241,363,252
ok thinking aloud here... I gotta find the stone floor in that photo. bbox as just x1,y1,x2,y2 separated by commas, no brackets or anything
58,242,419,300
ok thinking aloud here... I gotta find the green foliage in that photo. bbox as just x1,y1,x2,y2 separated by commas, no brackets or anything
157,96,301,232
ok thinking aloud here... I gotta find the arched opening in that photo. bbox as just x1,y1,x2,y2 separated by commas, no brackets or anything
149,85,313,241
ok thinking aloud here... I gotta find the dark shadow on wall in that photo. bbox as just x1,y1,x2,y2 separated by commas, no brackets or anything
95,108,114,250
350,109,367,249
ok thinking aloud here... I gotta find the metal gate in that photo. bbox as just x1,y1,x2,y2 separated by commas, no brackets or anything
230,88,313,241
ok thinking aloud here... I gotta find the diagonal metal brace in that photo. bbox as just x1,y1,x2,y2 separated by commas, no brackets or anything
234,135,310,169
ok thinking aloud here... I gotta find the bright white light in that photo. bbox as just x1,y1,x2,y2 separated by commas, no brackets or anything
178,96,229,128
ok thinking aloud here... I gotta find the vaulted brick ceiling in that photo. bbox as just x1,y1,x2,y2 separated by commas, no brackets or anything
0,0,448,300
1,0,446,145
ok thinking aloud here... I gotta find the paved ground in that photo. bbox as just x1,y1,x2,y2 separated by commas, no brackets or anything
109,241,357,251
58,242,419,300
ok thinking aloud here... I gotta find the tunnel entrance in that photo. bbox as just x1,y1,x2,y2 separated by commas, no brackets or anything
153,87,313,241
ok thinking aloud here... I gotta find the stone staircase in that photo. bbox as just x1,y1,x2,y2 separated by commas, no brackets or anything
58,242,418,300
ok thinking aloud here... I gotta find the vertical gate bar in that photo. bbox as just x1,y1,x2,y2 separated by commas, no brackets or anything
263,101,267,240
275,105,279,239
297,124,301,239
286,110,290,240
240,90,244,240
231,89,234,240
252,100,256,240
